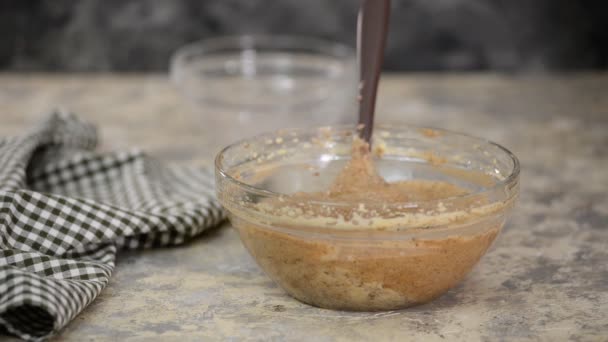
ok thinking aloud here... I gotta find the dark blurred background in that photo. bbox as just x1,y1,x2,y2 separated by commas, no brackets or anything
1,0,607,72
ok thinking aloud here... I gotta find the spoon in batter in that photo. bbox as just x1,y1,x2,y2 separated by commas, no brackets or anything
357,0,391,145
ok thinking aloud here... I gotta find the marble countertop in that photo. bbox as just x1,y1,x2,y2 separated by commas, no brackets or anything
1,73,606,341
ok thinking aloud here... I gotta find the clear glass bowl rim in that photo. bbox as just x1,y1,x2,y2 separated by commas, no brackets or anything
169,34,357,111
215,124,520,209
170,34,356,68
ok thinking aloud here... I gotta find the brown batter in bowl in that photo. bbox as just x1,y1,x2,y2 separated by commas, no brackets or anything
216,125,519,311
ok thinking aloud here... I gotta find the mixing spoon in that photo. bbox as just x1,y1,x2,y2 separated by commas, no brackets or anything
357,0,391,145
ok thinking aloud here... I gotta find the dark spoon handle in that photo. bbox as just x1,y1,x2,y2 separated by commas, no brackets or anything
357,0,391,144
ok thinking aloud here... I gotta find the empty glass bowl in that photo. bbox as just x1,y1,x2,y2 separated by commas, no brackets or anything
170,35,357,156
215,124,520,311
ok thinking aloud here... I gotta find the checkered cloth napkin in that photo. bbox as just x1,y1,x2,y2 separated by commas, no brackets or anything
0,112,225,341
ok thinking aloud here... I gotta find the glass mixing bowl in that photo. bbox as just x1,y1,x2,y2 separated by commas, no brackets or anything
215,125,519,311
170,35,357,157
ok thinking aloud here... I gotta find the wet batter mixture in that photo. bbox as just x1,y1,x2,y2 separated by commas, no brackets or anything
231,137,507,311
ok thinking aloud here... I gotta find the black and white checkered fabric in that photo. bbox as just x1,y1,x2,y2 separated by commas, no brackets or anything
0,112,225,341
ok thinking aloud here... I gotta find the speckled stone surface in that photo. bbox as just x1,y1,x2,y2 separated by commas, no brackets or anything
0,73,606,341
